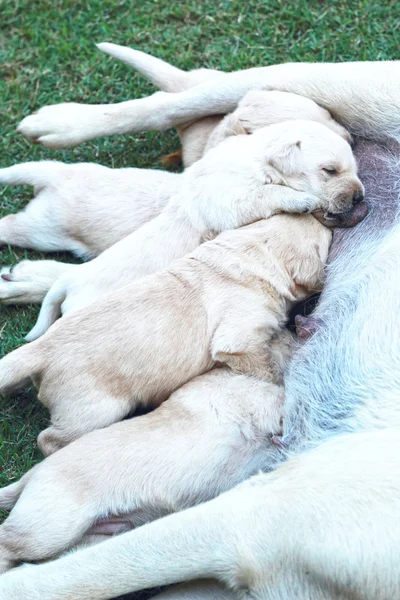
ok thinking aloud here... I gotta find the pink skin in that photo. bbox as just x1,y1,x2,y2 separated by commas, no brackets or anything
89,518,133,536
295,314,323,340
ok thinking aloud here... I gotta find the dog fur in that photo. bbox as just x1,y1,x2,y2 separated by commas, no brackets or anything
0,214,330,455
0,55,397,600
20,120,361,342
0,88,358,313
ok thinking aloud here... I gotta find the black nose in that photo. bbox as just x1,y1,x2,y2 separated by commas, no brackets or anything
353,192,364,204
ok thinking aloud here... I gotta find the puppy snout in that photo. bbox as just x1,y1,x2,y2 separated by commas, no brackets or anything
352,192,364,205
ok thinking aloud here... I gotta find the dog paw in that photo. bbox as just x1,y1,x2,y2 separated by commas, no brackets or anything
17,103,106,148
0,264,47,304
0,268,27,303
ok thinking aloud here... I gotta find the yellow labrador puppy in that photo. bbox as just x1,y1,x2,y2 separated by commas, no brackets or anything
0,347,293,571
0,214,331,456
23,119,361,341
0,90,356,309
0,86,350,261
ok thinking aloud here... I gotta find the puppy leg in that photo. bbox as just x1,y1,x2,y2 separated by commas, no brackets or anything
0,260,75,305
36,391,133,455
0,475,94,573
211,309,283,382
1,429,399,600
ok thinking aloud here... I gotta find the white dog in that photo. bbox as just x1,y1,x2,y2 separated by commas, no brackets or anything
0,54,397,600
0,214,331,455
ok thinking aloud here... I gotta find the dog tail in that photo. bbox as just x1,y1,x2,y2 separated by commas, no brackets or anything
0,162,64,188
96,42,217,93
25,281,67,342
0,342,43,397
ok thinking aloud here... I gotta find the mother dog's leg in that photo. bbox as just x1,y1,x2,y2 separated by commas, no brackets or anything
1,428,400,600
18,58,400,147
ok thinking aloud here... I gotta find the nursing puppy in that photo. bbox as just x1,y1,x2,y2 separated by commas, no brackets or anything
0,214,331,456
1,427,398,600
0,91,356,310
21,120,362,341
0,342,293,571
0,53,398,600
0,86,351,262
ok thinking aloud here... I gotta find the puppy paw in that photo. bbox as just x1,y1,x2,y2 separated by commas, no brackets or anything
17,103,105,148
0,264,48,304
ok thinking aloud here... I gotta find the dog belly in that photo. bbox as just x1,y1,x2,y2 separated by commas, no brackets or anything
283,138,400,450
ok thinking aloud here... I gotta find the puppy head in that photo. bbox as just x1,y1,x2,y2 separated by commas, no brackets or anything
252,120,364,215
235,90,352,144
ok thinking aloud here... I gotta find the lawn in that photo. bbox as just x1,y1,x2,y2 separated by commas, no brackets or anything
0,0,398,535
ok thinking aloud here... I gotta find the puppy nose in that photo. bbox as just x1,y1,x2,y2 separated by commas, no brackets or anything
353,192,364,205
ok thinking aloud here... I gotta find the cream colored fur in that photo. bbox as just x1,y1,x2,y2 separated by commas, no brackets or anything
1,428,399,600
0,53,397,600
0,89,354,312
0,214,331,455
0,351,293,570
23,120,358,341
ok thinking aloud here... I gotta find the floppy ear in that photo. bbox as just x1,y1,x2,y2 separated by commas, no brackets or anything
268,139,302,174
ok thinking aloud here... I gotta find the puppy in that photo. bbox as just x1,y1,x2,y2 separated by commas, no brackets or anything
0,163,180,259
0,214,331,455
0,339,293,572
20,120,361,341
0,87,351,261
1,427,398,600
0,92,360,310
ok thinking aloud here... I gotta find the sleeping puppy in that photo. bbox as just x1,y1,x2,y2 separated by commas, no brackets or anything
0,214,331,456
19,120,362,341
0,163,180,259
0,339,293,572
0,89,350,262
0,94,357,313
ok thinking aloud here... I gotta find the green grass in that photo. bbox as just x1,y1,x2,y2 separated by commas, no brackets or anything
0,0,399,503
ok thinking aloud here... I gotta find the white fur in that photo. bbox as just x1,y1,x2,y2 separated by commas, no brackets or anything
25,120,359,340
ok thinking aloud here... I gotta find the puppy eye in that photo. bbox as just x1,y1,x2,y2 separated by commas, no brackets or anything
322,167,338,175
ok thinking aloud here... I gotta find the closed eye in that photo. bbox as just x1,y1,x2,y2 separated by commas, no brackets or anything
322,167,338,175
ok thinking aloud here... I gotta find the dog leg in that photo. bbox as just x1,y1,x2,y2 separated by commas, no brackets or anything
0,475,95,573
0,260,75,305
36,390,134,455
1,428,400,600
17,60,400,147
211,310,283,383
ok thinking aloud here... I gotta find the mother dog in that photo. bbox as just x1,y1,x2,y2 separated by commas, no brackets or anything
0,56,399,598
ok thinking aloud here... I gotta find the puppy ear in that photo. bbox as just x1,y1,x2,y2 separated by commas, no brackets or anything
204,113,248,154
268,140,302,174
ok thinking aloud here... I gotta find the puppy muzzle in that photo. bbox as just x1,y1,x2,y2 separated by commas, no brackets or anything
313,201,369,228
